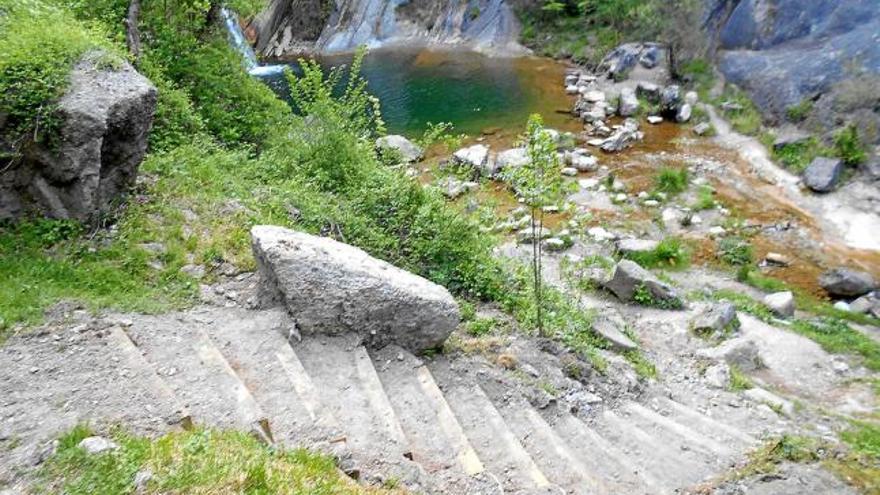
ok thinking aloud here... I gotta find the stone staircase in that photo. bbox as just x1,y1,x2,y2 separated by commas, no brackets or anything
0,305,761,494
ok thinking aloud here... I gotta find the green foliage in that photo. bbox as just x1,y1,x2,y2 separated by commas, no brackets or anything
834,124,867,165
654,167,689,196
38,427,394,494
692,185,717,211
789,318,880,371
466,317,500,337
717,85,763,136
0,0,118,157
680,58,715,100
728,365,753,391
771,137,829,173
624,349,657,379
717,236,754,266
785,99,813,123
632,283,683,310
621,237,690,269
842,422,880,459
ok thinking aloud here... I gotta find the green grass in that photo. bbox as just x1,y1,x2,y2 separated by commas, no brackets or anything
717,236,754,266
633,282,684,310
691,185,717,211
771,137,831,173
37,426,397,495
624,349,657,380
680,58,716,101
785,99,813,123
465,317,501,336
834,124,868,165
621,237,690,270
654,167,689,196
702,289,880,371
728,365,754,391
716,85,763,136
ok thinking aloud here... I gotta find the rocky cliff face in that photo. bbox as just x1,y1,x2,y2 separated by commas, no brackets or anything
0,54,157,223
706,0,880,121
247,0,525,58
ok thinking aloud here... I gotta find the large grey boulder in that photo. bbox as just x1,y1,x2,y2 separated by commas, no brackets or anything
376,135,423,163
604,260,681,307
251,226,460,352
819,268,877,298
692,302,740,336
764,291,795,318
495,148,529,173
453,144,493,177
1,54,157,223
802,157,843,193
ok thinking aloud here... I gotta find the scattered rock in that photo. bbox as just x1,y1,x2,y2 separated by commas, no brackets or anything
570,153,598,172
647,116,663,125
517,225,550,243
251,226,460,352
764,291,795,318
618,87,639,117
496,148,529,173
453,144,492,177
592,317,638,351
0,55,157,223
587,226,616,242
375,135,423,163
819,268,876,298
604,260,681,307
676,103,692,123
692,302,739,336
543,238,567,252
802,157,843,193
684,91,698,106
561,167,578,177
743,388,794,416
615,238,659,256
78,436,119,455
600,119,643,152
763,252,791,267
704,363,731,389
697,337,764,372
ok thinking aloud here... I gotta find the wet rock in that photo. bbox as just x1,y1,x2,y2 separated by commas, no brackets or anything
819,268,876,298
676,103,693,123
660,85,682,113
79,436,119,455
647,116,663,125
569,152,598,172
636,82,661,103
453,144,492,176
1,55,157,223
604,260,681,306
496,147,529,173
251,225,460,352
802,157,843,193
618,87,640,117
697,337,764,372
764,291,795,318
692,302,739,336
615,238,659,256
600,119,643,152
375,135,423,163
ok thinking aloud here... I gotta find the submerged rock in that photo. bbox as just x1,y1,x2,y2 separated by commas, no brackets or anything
251,226,460,352
1,54,157,223
376,135,423,163
819,268,877,298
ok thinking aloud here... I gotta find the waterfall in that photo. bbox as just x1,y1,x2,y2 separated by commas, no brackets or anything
221,8,285,76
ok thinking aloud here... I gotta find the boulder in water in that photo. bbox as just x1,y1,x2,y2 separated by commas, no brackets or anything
251,226,460,352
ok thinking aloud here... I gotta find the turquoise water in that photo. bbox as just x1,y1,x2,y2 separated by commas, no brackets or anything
262,49,576,137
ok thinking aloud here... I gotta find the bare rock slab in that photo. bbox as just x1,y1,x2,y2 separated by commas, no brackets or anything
251,226,460,352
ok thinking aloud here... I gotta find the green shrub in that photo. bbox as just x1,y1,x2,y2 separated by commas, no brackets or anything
0,0,118,157
716,85,763,136
785,99,813,122
654,167,689,196
728,365,753,391
717,236,753,266
834,124,868,165
771,137,829,172
692,185,717,211
622,237,689,269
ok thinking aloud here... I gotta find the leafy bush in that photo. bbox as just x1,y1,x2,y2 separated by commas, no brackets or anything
771,137,828,172
0,0,118,157
785,99,813,122
654,167,689,196
691,185,717,211
834,124,868,165
717,236,753,266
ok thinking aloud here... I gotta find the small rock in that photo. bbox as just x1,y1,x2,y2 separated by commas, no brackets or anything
543,237,567,251
615,238,659,256
850,293,879,314
604,260,681,307
134,469,153,493
693,122,712,136
496,148,529,173
453,144,493,177
684,91,698,106
692,302,739,336
79,436,119,455
764,291,795,318
819,268,876,298
570,154,599,172
579,178,599,190
803,157,843,193
636,82,661,103
375,135,423,163
704,363,731,389
647,116,663,125
561,167,578,177
763,253,791,267
708,226,726,237
613,193,627,203
592,317,638,351
833,301,851,312
587,226,616,242
676,103,692,123
697,337,764,372
618,87,639,117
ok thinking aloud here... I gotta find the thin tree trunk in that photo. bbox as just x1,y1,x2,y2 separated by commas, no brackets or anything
125,0,141,65
531,207,542,337
537,208,545,337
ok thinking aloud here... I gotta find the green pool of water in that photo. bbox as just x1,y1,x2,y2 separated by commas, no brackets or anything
263,49,577,137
